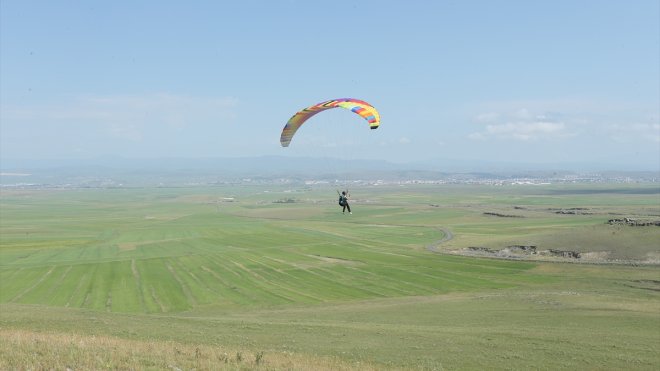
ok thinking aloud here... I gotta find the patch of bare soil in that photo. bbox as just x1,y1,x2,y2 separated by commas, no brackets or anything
117,237,195,251
445,246,659,265
427,227,659,265
307,254,363,266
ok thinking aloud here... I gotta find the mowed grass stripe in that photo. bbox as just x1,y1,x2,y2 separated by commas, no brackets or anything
263,244,440,298
385,259,513,290
81,261,113,311
0,268,26,301
292,246,476,294
134,258,186,313
321,265,439,296
198,254,302,306
166,257,218,306
356,264,453,294
64,264,95,308
200,253,336,302
260,255,405,298
268,252,398,299
0,238,535,313
15,248,64,267
108,261,144,313
21,265,72,305
228,259,308,304
234,257,332,302
242,244,408,300
393,265,493,290
9,266,55,302
232,252,328,303
242,255,385,300
311,267,395,298
197,264,254,306
3,266,55,303
175,254,253,306
130,259,147,312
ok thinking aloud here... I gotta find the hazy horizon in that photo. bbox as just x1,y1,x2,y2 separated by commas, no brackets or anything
2,154,659,175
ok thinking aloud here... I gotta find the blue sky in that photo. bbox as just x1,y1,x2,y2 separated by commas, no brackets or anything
1,0,659,170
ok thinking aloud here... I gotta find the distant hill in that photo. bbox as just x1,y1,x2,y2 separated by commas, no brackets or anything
1,156,658,187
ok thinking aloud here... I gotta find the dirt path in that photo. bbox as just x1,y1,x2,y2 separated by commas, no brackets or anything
426,227,453,253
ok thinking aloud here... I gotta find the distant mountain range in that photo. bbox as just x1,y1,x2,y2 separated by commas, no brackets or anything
2,156,397,175
1,156,658,185
4,155,658,172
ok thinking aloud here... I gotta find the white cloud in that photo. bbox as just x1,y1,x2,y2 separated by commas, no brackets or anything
399,137,411,144
514,108,533,120
3,93,239,132
608,123,660,143
470,108,572,141
485,121,567,141
0,93,241,158
474,112,500,123
467,132,486,141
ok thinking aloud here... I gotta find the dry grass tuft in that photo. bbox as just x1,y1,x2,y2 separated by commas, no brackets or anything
0,328,381,370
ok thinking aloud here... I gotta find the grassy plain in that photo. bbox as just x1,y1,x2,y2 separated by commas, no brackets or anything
1,183,659,369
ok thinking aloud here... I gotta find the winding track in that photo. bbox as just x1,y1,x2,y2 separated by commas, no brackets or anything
425,227,453,253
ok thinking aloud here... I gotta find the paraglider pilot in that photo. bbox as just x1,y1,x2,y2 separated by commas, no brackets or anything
338,191,352,214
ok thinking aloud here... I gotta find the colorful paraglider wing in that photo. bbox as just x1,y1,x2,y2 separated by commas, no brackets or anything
280,98,380,147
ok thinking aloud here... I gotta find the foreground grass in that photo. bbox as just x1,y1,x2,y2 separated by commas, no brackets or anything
2,263,659,370
0,328,380,370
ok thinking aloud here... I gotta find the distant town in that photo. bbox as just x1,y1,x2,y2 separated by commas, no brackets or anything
2,169,658,189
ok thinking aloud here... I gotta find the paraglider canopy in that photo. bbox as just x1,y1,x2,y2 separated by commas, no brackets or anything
280,98,380,147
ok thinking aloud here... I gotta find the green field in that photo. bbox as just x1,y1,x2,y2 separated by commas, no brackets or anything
1,184,659,369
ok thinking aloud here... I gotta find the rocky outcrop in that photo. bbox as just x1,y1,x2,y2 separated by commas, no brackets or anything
483,212,523,218
465,246,581,260
552,208,592,215
547,249,581,259
607,218,660,227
